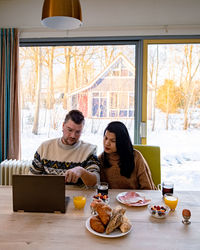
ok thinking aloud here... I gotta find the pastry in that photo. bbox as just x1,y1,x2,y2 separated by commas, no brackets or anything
119,215,132,233
90,215,105,233
112,206,126,216
90,199,104,209
92,201,112,225
105,207,125,234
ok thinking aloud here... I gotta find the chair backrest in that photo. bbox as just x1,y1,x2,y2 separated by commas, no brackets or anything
134,145,161,187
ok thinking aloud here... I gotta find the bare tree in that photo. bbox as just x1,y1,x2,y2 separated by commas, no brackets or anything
156,79,183,129
32,48,42,134
148,45,160,131
46,47,55,109
63,47,71,109
182,45,200,129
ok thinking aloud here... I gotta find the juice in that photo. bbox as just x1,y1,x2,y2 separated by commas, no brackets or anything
164,195,178,210
73,196,86,209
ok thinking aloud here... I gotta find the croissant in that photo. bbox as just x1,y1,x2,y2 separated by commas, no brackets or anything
96,203,112,225
90,199,104,210
90,215,105,233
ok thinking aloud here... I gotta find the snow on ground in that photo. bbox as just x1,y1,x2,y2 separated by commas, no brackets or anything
163,161,200,191
21,112,200,191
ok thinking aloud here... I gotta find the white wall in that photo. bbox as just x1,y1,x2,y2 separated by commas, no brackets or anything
0,0,200,38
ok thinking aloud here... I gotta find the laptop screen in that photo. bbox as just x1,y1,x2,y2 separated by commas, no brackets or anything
12,175,67,213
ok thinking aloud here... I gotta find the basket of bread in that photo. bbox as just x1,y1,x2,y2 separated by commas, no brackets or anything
86,200,132,237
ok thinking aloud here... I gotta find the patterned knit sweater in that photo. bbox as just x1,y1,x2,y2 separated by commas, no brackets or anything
98,149,156,190
30,138,100,185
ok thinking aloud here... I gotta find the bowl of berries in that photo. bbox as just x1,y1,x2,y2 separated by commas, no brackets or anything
148,204,170,219
92,193,110,204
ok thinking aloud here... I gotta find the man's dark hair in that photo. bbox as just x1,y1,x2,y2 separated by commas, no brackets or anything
64,110,85,125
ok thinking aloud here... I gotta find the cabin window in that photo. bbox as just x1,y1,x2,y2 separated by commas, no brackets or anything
92,92,107,117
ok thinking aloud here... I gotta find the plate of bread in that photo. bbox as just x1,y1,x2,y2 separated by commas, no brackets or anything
86,200,132,238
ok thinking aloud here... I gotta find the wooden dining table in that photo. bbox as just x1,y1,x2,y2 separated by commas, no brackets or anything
0,185,200,250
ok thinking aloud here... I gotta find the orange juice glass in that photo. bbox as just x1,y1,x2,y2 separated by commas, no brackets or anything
73,196,86,209
164,193,178,211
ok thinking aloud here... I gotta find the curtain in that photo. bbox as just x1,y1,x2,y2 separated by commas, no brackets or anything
0,28,20,162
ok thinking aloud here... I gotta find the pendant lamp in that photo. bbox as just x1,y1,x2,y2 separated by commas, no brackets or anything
41,0,82,30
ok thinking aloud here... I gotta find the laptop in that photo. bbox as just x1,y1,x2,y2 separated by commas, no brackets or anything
12,175,69,213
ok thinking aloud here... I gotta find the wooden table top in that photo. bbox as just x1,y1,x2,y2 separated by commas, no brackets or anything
0,186,200,250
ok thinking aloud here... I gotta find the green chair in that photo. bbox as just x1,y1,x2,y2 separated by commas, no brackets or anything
134,145,161,187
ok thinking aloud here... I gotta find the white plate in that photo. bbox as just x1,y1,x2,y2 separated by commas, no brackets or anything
116,192,151,207
85,216,132,238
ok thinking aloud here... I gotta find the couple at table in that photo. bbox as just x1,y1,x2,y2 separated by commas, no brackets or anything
30,109,156,190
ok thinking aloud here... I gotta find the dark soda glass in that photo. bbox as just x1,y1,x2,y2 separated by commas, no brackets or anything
162,186,173,196
97,182,108,196
162,187,174,196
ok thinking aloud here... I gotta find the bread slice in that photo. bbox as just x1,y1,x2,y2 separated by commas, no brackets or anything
120,215,132,233
105,206,125,234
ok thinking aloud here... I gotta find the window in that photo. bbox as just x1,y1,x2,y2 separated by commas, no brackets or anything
145,40,200,190
92,92,107,117
19,43,137,159
19,37,200,190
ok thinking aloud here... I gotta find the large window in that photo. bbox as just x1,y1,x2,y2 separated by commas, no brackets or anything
19,43,137,159
19,38,200,190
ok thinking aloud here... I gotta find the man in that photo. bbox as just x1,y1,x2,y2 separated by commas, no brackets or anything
30,110,100,187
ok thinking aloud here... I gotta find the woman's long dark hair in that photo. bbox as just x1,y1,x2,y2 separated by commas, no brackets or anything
103,121,135,178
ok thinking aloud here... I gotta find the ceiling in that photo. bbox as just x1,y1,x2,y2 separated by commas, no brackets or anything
0,0,200,38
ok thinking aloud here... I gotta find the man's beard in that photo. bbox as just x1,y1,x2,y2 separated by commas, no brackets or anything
61,136,76,145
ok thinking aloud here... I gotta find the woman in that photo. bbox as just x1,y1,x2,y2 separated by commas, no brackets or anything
98,121,156,189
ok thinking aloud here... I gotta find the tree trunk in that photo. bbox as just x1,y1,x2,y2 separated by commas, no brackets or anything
63,47,71,110
152,46,159,131
165,84,170,130
32,48,42,135
166,112,169,130
182,45,200,130
74,49,78,89
47,47,55,109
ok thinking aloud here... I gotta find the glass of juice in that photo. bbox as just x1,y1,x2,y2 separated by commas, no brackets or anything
97,182,108,196
164,193,178,211
73,196,86,209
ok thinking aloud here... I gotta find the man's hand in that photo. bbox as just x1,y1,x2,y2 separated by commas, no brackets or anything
65,167,83,183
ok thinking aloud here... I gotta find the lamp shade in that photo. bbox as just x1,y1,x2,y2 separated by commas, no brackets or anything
41,0,82,30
